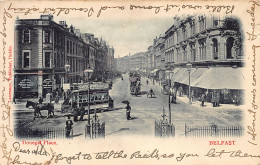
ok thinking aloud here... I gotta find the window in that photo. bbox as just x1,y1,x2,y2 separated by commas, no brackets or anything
67,41,69,53
177,31,179,43
182,27,187,40
199,40,206,60
190,44,196,61
226,37,234,59
44,31,51,43
199,16,206,32
23,30,30,43
44,52,51,68
73,43,75,54
213,16,219,27
190,21,195,36
212,38,218,59
54,53,57,67
177,48,180,62
183,46,187,62
70,41,72,54
23,51,30,68
171,50,174,62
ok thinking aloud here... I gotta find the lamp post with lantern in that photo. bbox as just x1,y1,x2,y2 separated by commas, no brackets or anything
84,68,93,137
165,70,171,124
186,63,192,104
65,64,71,84
63,63,71,102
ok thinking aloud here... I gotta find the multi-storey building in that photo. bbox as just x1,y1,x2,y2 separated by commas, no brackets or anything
14,15,115,99
153,35,165,82
116,55,130,73
116,14,244,104
107,46,115,72
129,52,143,70
164,15,243,104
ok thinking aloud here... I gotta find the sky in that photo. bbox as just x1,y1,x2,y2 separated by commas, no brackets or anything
53,16,174,58
19,15,175,58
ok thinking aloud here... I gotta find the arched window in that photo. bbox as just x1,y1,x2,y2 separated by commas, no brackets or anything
226,37,234,59
199,40,206,60
212,38,218,59
190,44,196,62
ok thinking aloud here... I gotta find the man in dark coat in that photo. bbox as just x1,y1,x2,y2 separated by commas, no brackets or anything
79,106,85,121
65,116,73,138
126,103,131,120
109,97,114,109
38,97,43,104
171,93,176,104
201,93,205,107
73,104,79,122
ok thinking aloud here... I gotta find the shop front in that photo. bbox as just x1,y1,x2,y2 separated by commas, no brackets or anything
15,74,38,99
169,66,245,105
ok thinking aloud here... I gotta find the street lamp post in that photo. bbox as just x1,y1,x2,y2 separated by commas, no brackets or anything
84,68,93,137
165,70,171,124
65,64,71,83
64,64,71,102
186,63,192,104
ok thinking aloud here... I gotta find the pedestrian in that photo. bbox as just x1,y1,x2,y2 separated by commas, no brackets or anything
174,90,177,103
73,105,79,122
201,93,205,107
79,105,85,121
179,86,183,97
126,103,131,120
65,116,73,138
13,96,16,104
38,97,43,104
109,96,114,109
171,92,177,104
146,79,149,85
191,90,194,103
216,93,220,107
234,95,239,106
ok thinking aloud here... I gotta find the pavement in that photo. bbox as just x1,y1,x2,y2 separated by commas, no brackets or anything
13,74,244,139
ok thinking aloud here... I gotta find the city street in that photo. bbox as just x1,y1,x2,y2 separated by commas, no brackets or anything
14,73,244,138
99,73,243,137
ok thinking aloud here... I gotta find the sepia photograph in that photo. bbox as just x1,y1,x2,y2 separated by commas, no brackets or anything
0,0,259,164
13,14,244,139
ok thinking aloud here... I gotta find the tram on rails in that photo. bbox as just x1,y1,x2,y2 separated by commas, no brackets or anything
61,83,113,114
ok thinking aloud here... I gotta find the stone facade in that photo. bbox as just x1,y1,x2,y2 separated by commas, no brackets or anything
116,14,243,77
14,15,115,99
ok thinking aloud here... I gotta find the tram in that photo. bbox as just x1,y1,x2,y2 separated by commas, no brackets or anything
61,84,113,113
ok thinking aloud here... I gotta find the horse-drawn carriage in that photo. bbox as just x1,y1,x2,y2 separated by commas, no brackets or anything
130,85,140,96
129,72,141,96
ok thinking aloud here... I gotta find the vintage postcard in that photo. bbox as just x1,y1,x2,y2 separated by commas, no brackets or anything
0,0,260,164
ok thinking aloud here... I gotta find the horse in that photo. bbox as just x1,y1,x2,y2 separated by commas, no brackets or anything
26,100,55,119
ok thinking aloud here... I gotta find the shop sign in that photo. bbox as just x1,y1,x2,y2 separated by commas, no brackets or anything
18,79,34,89
43,79,52,89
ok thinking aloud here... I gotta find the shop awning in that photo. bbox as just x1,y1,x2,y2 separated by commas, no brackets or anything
181,68,207,85
191,67,245,89
151,69,159,74
172,67,181,74
171,68,185,81
174,68,196,83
